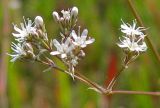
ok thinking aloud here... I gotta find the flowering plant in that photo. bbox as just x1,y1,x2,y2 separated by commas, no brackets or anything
8,5,160,96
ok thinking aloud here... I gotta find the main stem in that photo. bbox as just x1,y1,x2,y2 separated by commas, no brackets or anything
127,0,160,63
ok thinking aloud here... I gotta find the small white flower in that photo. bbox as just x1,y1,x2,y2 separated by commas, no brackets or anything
50,37,75,58
71,28,95,48
71,57,78,66
8,42,26,62
121,20,145,36
12,17,36,42
118,20,147,54
117,36,147,53
70,54,79,66
68,54,79,80
61,9,71,20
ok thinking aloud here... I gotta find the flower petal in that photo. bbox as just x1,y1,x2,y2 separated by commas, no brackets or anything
81,29,88,39
85,38,95,45
65,37,71,46
50,51,60,55
53,39,62,51
117,43,127,48
14,25,22,33
71,30,77,40
12,33,22,37
61,54,67,58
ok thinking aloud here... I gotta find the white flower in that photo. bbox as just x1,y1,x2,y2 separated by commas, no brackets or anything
68,54,79,80
117,36,147,53
71,29,95,48
12,17,36,42
50,37,75,58
71,57,78,66
121,20,145,36
118,20,147,54
8,42,26,62
61,10,71,20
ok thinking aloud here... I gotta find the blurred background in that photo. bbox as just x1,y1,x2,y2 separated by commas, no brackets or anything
1,0,160,108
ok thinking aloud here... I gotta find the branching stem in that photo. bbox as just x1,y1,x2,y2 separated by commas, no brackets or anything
38,59,160,96
55,66,105,93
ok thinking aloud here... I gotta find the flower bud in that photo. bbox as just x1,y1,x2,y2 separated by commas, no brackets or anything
71,7,78,18
60,17,64,22
24,43,34,52
80,50,85,57
52,11,59,22
24,43,35,59
35,16,43,27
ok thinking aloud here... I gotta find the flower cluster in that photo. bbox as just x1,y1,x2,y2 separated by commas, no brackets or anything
9,16,45,62
52,7,78,35
50,7,95,77
12,17,37,42
9,6,95,78
8,42,35,62
117,20,147,65
50,27,95,76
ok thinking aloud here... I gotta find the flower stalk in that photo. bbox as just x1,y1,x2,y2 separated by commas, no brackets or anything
107,19,148,91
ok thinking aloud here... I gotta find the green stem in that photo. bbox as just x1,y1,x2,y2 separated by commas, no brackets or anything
127,0,160,63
